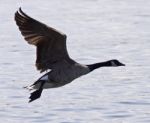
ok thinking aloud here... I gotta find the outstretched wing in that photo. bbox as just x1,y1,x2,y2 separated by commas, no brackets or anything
15,8,74,72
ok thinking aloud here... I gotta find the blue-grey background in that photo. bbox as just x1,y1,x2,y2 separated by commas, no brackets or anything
0,0,150,123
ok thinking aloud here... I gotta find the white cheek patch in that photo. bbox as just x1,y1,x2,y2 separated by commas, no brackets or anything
111,61,117,66
40,75,48,80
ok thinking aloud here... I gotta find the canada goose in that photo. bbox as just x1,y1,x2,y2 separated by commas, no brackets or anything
15,8,125,102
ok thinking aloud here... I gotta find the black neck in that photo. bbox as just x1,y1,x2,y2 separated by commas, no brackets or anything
87,61,112,71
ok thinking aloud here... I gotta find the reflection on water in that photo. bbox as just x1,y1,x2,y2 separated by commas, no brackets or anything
0,0,150,123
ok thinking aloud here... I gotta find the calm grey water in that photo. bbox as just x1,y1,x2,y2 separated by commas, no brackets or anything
0,0,150,123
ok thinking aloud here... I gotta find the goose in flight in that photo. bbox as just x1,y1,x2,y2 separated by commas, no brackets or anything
15,8,125,102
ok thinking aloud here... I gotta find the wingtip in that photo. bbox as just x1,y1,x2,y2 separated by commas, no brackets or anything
15,7,22,13
15,7,21,17
19,7,23,13
17,7,31,19
14,11,18,21
19,7,22,11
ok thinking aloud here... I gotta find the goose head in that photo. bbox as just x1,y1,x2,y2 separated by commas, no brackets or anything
87,59,125,71
109,59,125,67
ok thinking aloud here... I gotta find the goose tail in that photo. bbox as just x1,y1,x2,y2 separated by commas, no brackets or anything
24,80,46,102
29,88,43,103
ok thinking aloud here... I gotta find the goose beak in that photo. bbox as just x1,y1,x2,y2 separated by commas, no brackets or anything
120,63,125,66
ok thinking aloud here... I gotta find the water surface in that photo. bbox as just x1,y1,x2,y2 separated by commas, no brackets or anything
0,0,150,123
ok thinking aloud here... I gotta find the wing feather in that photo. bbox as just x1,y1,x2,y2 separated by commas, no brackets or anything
15,8,74,72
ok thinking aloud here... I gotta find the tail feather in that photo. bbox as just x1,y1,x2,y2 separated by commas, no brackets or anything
29,89,43,103
28,80,46,103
